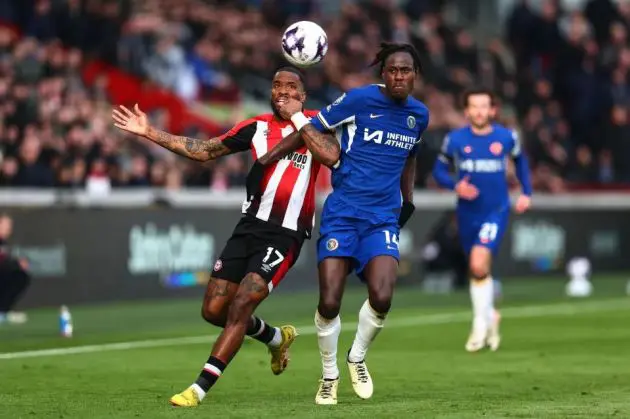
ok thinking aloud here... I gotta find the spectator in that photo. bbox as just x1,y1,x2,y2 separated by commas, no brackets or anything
0,0,628,193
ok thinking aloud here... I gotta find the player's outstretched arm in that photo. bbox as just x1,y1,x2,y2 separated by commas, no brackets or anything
112,104,232,162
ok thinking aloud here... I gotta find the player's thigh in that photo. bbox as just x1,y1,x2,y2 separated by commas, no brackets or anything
317,257,351,310
245,232,303,293
470,212,509,276
469,246,492,279
362,255,399,313
201,277,239,324
205,234,249,315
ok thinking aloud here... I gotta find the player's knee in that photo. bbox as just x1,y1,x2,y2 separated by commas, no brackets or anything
201,305,226,327
368,292,392,314
227,273,268,324
318,297,341,319
469,260,489,280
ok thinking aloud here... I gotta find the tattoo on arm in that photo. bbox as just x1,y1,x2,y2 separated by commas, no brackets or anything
146,126,232,161
259,131,304,165
401,155,416,202
300,124,340,167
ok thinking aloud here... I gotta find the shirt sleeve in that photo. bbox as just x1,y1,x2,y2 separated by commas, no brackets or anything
216,119,258,152
437,134,455,163
510,130,533,195
409,113,430,157
509,129,522,157
310,89,358,132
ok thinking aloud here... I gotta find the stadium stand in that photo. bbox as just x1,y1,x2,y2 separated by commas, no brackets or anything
0,0,629,191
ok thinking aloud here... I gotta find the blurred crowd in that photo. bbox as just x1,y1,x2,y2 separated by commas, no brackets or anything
0,0,629,192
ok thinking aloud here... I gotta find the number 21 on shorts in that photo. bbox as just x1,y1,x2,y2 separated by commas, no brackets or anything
479,223,498,244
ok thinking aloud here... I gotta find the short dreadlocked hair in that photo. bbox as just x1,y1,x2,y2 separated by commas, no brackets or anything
369,42,422,73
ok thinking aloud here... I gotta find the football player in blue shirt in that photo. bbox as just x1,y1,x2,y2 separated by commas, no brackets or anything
432,88,532,353
256,42,430,405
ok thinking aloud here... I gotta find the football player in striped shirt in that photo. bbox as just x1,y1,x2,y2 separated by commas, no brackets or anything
112,66,341,406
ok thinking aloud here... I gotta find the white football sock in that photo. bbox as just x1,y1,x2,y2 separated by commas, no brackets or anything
315,310,341,380
348,300,385,363
191,383,207,401
487,276,496,326
268,327,282,347
470,276,493,333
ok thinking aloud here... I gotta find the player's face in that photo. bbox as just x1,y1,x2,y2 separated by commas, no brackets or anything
270,71,306,119
381,52,416,101
465,94,496,128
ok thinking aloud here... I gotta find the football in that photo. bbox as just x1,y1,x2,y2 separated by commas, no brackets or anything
281,21,328,68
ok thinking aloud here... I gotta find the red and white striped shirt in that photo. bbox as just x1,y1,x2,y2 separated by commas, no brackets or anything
219,111,321,238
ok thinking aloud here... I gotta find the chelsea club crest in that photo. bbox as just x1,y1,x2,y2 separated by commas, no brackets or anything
407,116,416,129
326,238,339,251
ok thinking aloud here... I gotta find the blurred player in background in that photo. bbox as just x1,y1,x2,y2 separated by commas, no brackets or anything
257,42,429,404
432,88,532,352
0,213,30,325
112,67,340,407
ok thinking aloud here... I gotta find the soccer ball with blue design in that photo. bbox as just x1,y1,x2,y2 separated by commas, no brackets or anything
281,21,328,68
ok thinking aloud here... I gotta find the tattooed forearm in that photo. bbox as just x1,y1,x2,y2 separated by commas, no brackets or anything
401,154,416,202
145,126,231,161
259,131,304,165
300,124,340,167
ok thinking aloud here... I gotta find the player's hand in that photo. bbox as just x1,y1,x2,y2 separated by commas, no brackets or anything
112,103,149,137
455,176,479,200
277,98,303,120
514,194,531,214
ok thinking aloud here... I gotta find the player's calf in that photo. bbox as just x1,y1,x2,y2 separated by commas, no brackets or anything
346,301,383,400
346,256,396,399
172,274,270,406
466,246,495,352
314,258,349,384
201,278,283,352
317,258,349,319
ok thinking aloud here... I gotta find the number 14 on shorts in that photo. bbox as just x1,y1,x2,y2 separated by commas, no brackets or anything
383,230,399,250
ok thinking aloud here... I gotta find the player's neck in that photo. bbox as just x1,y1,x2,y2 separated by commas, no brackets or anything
378,86,407,104
469,124,493,136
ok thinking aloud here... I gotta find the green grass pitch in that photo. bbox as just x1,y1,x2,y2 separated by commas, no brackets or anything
1,276,629,418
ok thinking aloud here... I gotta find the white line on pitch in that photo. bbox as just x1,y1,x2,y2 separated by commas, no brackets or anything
0,298,627,361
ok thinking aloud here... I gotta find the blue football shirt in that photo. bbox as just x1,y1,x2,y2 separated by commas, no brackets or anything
310,85,430,216
436,123,532,214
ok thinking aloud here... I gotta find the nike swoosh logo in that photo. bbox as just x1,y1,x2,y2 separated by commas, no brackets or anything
370,114,383,119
